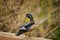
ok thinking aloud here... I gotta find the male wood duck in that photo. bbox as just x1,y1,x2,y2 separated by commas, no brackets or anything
16,13,35,36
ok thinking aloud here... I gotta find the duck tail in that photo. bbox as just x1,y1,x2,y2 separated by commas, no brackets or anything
16,30,23,36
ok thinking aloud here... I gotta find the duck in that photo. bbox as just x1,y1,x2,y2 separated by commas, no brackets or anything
16,13,35,36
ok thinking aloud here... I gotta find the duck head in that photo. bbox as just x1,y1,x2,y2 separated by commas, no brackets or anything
26,14,34,21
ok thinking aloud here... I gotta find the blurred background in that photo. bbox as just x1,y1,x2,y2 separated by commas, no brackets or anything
0,0,60,40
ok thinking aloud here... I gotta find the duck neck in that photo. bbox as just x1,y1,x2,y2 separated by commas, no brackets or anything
30,19,35,23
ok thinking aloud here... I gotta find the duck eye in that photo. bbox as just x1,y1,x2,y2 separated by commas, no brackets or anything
26,14,33,18
28,15,32,18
